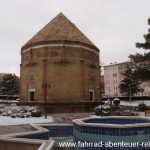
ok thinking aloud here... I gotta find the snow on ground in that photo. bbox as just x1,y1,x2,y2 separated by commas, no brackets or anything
120,101,140,107
0,116,53,125
120,100,150,107
0,103,54,125
0,99,19,103
137,111,145,116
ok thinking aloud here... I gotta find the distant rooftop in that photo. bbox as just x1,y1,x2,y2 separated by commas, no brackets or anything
103,61,131,67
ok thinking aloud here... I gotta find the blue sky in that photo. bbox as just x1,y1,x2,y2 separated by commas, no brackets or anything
0,0,150,76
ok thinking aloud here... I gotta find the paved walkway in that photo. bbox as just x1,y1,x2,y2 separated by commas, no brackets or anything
0,124,35,135
50,112,93,123
0,112,93,135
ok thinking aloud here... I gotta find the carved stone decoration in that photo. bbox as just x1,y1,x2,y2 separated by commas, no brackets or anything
87,63,97,69
48,49,59,57
28,74,34,81
36,49,43,57
28,74,35,89
25,61,38,67
54,58,73,65
65,48,80,58
23,52,30,61
88,75,96,85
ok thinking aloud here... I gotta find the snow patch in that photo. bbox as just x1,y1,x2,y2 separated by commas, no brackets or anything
0,103,53,125
0,116,53,125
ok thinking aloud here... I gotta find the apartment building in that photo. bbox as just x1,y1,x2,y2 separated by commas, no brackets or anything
138,81,150,96
104,62,150,97
104,62,129,97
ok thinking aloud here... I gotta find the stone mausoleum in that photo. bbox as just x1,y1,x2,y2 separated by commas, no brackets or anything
20,13,101,112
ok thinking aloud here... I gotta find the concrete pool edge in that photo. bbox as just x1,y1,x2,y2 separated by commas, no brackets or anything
0,123,74,150
73,116,150,150
0,124,54,150
73,116,150,128
0,136,54,150
1,124,49,137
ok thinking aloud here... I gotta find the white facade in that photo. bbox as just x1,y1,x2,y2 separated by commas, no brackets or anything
136,81,150,96
104,62,150,97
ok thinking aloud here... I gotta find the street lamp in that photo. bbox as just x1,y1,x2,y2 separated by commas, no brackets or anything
42,82,50,119
128,84,132,104
140,88,144,104
126,77,134,104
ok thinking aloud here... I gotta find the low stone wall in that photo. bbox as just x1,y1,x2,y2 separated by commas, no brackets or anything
0,137,54,150
18,102,101,113
0,124,54,150
0,139,40,150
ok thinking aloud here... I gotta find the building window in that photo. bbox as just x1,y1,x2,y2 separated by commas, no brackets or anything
89,90,95,102
106,74,109,78
28,75,34,80
28,89,35,102
105,80,110,84
113,80,117,85
113,73,117,77
105,67,109,71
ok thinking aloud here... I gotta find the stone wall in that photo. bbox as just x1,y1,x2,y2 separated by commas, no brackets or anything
18,102,100,113
0,141,40,150
20,44,101,103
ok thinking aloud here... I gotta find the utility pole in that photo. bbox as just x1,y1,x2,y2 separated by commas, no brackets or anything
129,84,132,104
42,83,48,118
42,83,50,119
42,58,49,119
126,77,133,104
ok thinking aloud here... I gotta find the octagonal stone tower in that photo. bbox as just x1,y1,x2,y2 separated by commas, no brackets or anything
20,13,101,104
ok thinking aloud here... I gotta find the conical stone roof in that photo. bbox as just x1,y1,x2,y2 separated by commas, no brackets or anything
22,13,99,52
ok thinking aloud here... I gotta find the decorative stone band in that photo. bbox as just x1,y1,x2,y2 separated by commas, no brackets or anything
21,41,99,55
